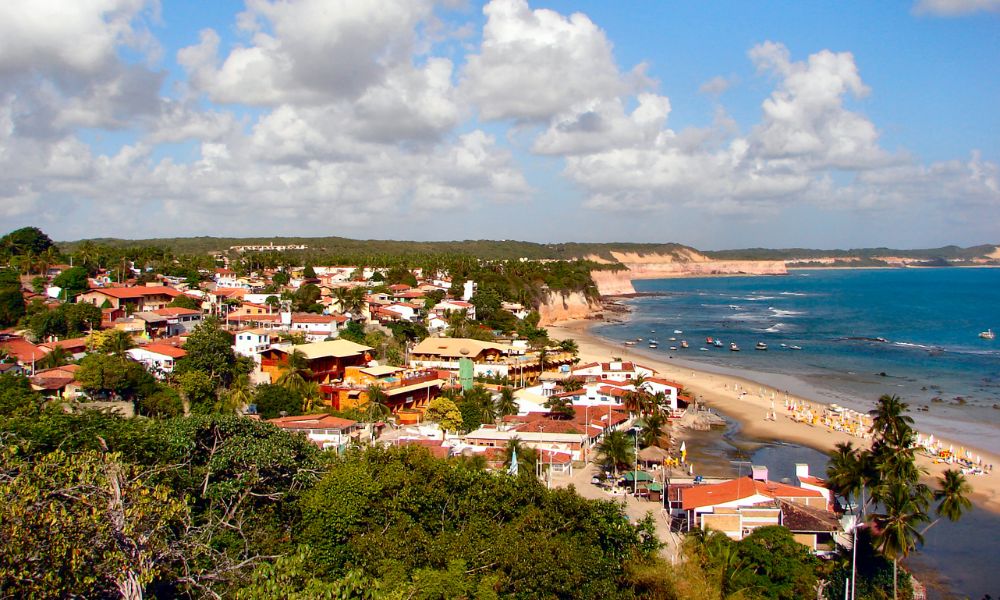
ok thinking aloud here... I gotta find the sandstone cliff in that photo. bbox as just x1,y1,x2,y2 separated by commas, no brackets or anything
587,250,787,296
537,291,602,326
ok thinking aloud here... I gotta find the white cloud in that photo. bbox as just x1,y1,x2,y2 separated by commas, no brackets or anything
699,75,736,95
461,0,646,122
913,0,1000,15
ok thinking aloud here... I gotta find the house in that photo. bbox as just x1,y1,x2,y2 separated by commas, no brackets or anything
152,307,203,335
322,365,445,417
268,413,360,450
260,339,373,385
234,328,272,360
0,335,47,374
432,300,476,321
464,417,592,462
572,361,658,383
30,364,83,399
78,285,182,312
409,337,574,383
286,313,348,341
382,302,420,321
38,337,89,361
678,466,828,540
126,344,187,378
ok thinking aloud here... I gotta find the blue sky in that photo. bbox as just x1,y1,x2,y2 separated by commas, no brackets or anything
0,0,997,250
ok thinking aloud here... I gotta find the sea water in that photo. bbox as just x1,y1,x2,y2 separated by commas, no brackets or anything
594,268,1000,598
594,267,1000,454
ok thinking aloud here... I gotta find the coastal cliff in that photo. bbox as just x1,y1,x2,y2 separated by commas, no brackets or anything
588,250,787,296
537,291,603,325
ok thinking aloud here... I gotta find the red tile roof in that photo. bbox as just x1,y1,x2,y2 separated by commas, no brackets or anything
87,286,182,299
268,414,358,430
681,477,823,510
39,337,89,352
136,344,188,359
0,337,46,362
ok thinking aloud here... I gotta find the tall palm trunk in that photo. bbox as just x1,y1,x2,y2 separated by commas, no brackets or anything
893,557,898,600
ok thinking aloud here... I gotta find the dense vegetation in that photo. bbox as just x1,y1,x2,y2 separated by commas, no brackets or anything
0,377,667,599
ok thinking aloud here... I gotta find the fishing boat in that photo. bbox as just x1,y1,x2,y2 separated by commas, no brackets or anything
674,330,683,334
648,342,659,349
712,339,723,348
706,336,714,344
668,337,676,342
981,329,996,340
789,345,802,350
624,341,636,346
755,342,768,351
730,342,740,351
680,340,689,348
699,347,708,351
669,346,677,351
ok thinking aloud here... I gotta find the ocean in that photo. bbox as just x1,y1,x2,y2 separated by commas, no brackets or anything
592,267,1000,599
594,267,1000,455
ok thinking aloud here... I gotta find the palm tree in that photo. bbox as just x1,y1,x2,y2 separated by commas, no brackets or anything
38,346,71,370
872,481,929,600
496,386,518,417
827,441,864,512
300,380,323,413
362,384,392,434
596,430,635,479
104,330,136,360
277,349,312,394
922,469,972,534
557,338,579,356
504,437,538,477
544,394,575,420
639,411,667,448
222,374,254,415
562,376,584,392
869,394,915,442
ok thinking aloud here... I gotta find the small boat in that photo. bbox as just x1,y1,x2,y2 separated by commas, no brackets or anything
706,336,714,344
789,345,802,350
713,339,723,348
669,337,676,341
699,347,709,351
669,346,677,351
730,342,740,351
674,330,683,334
981,329,996,340
624,341,636,346
648,343,658,349
680,340,689,348
755,342,768,351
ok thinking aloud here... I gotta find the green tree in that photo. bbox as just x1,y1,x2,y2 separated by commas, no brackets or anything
544,394,576,420
425,397,463,433
0,284,26,327
175,317,250,387
77,353,157,401
597,430,635,479
0,374,41,417
639,412,667,449
254,383,303,419
177,370,218,413
167,294,201,310
0,448,189,599
1,226,54,256
51,266,90,298
871,482,928,600
504,436,538,478
277,349,313,394
38,345,71,369
302,264,317,279
496,386,518,417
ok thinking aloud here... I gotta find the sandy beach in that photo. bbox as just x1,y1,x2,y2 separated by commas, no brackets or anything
548,318,1000,514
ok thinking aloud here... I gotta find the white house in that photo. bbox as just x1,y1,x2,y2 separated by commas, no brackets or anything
126,344,187,378
572,361,657,383
383,303,420,321
234,328,272,361
433,300,476,321
287,313,348,341
152,307,203,335
268,414,360,450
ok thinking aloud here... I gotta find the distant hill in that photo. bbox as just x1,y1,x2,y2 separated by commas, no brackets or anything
58,236,999,265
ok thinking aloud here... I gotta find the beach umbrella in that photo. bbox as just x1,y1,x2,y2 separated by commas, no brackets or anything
680,441,687,463
688,463,693,476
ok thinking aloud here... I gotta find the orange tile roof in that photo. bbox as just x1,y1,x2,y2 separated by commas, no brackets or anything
0,337,46,362
87,286,182,299
136,344,188,359
681,477,823,510
269,413,358,430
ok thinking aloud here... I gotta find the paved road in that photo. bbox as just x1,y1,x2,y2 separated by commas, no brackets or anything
551,462,682,564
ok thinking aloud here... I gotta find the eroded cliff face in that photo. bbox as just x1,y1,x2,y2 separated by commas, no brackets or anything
588,250,787,296
537,291,602,325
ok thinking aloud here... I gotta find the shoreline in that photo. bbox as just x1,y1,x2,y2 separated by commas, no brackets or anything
548,317,1000,515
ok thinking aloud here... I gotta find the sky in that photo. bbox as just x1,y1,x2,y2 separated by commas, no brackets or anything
0,0,998,250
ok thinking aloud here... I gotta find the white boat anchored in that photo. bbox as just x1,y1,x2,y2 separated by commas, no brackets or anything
980,329,995,340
